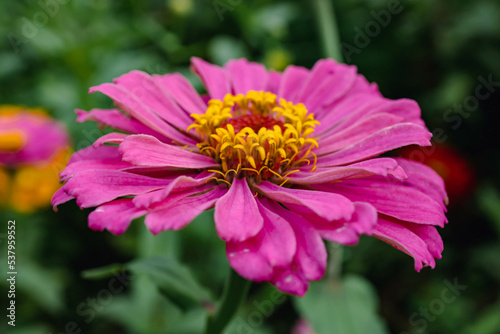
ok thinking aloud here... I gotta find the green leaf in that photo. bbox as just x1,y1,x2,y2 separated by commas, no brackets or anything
127,255,214,311
167,308,207,334
100,275,186,334
81,263,125,280
464,302,500,334
17,263,65,314
81,254,213,312
294,275,389,334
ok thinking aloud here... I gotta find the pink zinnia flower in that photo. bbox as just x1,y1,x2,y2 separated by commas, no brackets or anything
0,105,71,213
53,58,448,296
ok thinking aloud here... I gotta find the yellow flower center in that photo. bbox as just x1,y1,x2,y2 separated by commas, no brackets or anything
0,105,48,117
187,91,319,186
0,147,72,213
0,130,25,152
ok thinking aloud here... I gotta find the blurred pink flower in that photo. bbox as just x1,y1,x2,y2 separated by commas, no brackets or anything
292,319,317,334
0,106,71,213
53,58,448,296
0,106,69,167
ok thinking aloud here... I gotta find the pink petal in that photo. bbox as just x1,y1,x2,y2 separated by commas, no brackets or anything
64,170,174,208
269,201,327,281
214,178,264,242
400,221,443,260
75,108,170,141
313,202,377,245
370,98,423,125
373,217,437,271
120,166,191,178
298,59,357,112
92,132,128,147
191,57,230,100
154,72,207,115
255,198,297,267
67,145,120,165
52,187,74,211
118,134,218,169
395,158,448,207
89,83,196,145
317,123,432,166
255,181,354,221
288,158,405,185
272,268,309,297
226,197,297,281
145,186,225,234
318,178,447,227
278,65,309,103
142,184,214,213
132,171,214,208
225,59,269,94
113,70,194,129
60,154,131,182
61,146,128,182
64,145,186,180
88,198,146,235
315,63,382,114
266,70,282,94
316,113,404,153
201,95,210,104
329,98,423,135
314,93,385,127
226,244,273,281
348,72,381,97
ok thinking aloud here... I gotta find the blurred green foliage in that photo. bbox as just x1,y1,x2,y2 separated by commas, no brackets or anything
1,0,499,333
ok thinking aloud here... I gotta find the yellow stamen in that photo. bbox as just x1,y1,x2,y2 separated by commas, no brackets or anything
207,176,232,187
224,168,239,178
188,91,319,187
282,169,300,178
279,178,291,187
208,169,226,177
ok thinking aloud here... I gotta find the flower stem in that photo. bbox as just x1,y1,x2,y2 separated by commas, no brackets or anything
327,242,344,282
204,269,251,334
313,0,343,61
